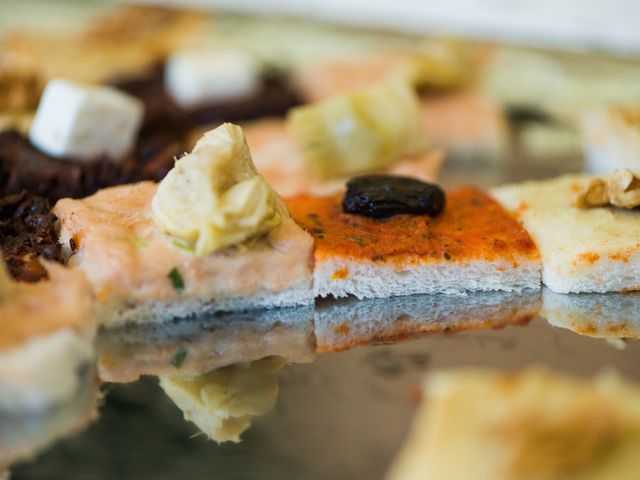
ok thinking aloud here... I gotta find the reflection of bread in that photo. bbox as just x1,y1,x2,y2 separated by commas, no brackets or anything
492,174,640,293
97,306,315,383
314,291,540,353
388,368,640,480
543,289,640,339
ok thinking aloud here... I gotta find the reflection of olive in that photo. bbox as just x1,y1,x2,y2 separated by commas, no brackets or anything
342,175,446,219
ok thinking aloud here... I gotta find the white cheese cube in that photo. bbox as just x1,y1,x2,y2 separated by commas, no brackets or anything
165,48,261,108
29,79,144,163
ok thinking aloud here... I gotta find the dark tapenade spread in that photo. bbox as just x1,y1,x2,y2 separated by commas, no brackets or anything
0,129,181,202
0,191,62,282
342,174,445,219
111,64,303,133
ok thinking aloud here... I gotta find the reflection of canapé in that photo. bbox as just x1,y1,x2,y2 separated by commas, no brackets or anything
97,306,315,383
314,290,540,352
543,289,640,339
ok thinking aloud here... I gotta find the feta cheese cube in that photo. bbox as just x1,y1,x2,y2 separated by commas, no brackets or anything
165,48,261,108
29,79,144,163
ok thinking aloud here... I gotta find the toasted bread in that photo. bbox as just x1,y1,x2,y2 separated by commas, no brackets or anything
287,187,541,300
492,173,640,293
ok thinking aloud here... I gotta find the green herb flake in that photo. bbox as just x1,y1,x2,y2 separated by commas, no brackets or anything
312,227,324,234
444,252,452,261
168,267,185,291
172,239,195,253
120,237,148,249
349,236,366,246
171,346,188,368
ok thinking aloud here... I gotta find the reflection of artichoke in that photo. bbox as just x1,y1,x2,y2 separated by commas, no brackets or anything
574,169,640,209
159,356,283,443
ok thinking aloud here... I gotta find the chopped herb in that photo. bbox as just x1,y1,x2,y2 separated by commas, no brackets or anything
172,239,195,253
444,252,452,261
171,346,188,368
121,237,148,249
471,198,483,206
168,267,185,291
307,213,318,219
349,235,366,246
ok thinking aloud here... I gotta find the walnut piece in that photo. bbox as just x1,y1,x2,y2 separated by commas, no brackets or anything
572,178,609,208
573,169,640,209
609,169,640,208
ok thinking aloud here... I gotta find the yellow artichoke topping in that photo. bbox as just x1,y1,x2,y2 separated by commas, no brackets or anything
152,123,282,256
286,80,426,179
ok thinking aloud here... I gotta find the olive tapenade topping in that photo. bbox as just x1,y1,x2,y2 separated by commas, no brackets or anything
342,175,445,219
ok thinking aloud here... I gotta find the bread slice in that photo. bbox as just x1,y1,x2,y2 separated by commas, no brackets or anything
97,306,315,383
543,289,640,340
292,53,507,162
0,263,98,469
492,173,640,293
54,181,314,327
581,106,640,174
1,5,207,85
287,186,541,300
187,118,442,198
314,290,540,353
387,368,640,480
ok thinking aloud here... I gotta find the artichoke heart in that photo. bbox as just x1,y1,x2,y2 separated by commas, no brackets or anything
402,39,473,91
152,123,283,255
286,80,426,179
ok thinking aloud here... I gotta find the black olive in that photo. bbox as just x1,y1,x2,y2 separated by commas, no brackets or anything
342,174,445,219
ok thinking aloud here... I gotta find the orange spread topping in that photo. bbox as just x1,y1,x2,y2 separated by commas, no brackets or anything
332,268,349,279
286,186,539,265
